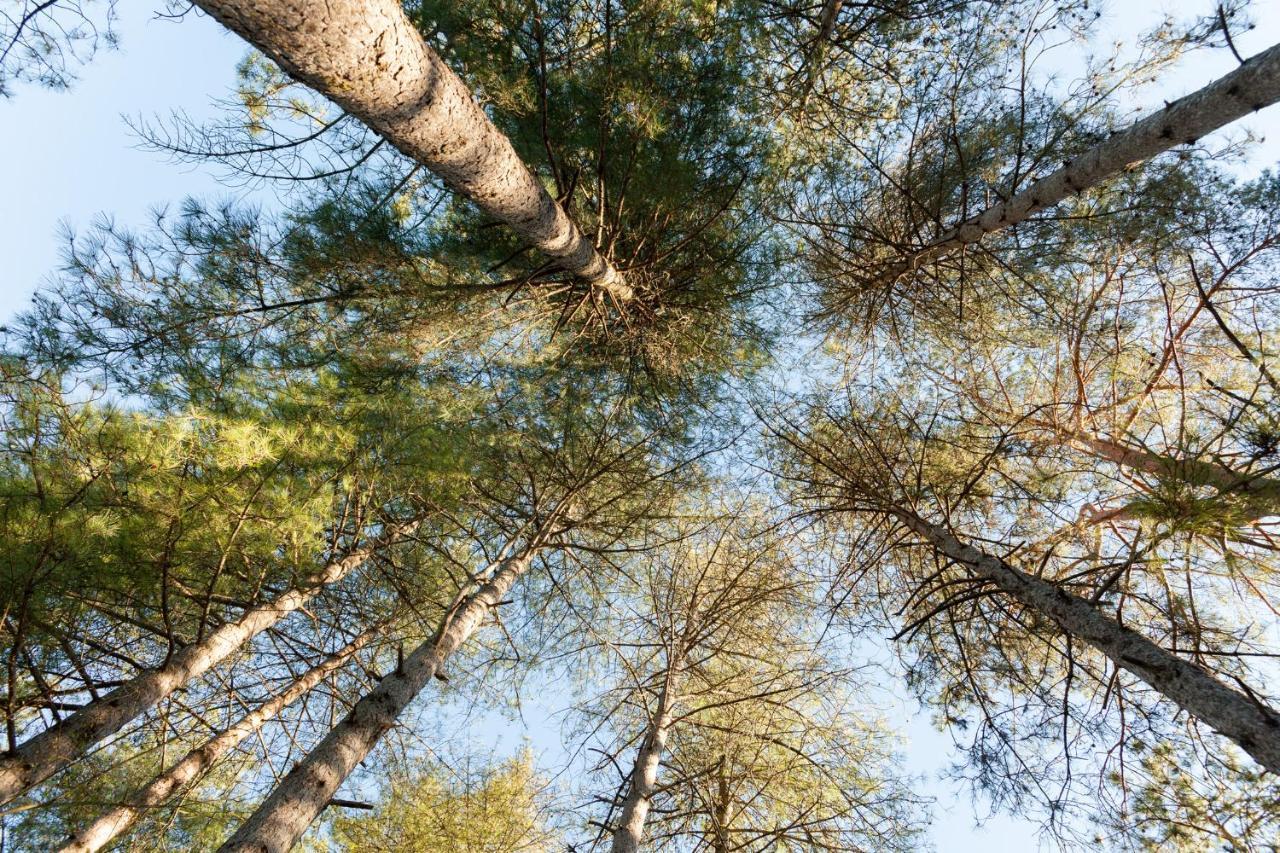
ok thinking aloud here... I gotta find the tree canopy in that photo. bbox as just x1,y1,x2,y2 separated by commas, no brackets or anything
2,0,1280,850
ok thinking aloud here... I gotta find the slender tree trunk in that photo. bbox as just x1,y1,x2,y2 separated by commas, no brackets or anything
0,522,415,806
894,510,1280,773
611,668,679,853
193,0,630,300
883,41,1280,282
1065,430,1279,493
710,753,731,853
814,0,844,43
218,547,540,853
796,0,843,106
1043,427,1280,521
59,624,384,853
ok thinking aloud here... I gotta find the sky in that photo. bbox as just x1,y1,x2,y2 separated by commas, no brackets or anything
0,5,259,321
1,1,1278,850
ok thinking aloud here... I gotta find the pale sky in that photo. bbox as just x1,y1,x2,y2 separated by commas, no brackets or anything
1,2,1277,850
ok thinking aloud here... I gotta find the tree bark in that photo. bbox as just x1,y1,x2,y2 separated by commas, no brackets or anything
882,41,1280,283
895,510,1280,773
795,0,843,107
192,0,630,300
710,753,731,853
217,547,540,853
58,624,384,853
611,669,678,853
0,522,415,806
1067,430,1280,493
1044,427,1280,521
814,0,844,43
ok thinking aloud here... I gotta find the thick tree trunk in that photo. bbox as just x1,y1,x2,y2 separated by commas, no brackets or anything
895,511,1280,773
217,547,539,853
611,671,678,853
193,0,630,300
883,41,1280,282
0,522,414,806
59,624,383,853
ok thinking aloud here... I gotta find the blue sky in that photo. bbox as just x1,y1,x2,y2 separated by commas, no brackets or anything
0,6,257,320
1,2,1278,850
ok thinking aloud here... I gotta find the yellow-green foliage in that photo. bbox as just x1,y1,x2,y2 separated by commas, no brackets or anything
1116,741,1280,852
331,749,560,853
1,385,338,630
0,366,485,648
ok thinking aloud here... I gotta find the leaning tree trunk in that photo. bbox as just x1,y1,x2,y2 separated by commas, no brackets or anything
1065,430,1280,499
0,521,416,806
193,0,630,301
611,668,679,853
1033,427,1280,523
59,623,385,853
894,510,1280,773
217,546,541,853
881,41,1280,284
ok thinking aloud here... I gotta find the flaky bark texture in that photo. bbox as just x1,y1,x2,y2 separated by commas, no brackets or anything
0,523,414,806
58,625,382,853
610,671,678,853
885,41,1280,281
897,512,1280,773
217,549,538,853
194,0,630,300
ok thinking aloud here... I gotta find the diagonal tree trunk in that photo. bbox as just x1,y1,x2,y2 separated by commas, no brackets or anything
0,521,417,806
611,667,679,853
1041,426,1280,521
880,41,1280,284
193,0,631,301
217,545,542,853
58,622,386,853
1063,429,1279,492
894,510,1280,773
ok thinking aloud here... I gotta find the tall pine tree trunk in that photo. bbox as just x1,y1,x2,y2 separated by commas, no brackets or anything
796,0,844,104
193,0,630,300
894,510,1280,773
0,522,415,806
58,623,385,853
217,546,541,853
611,668,678,853
882,41,1280,283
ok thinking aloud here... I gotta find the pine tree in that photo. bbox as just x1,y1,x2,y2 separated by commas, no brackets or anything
7,0,1280,848
331,749,561,852
576,507,923,852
